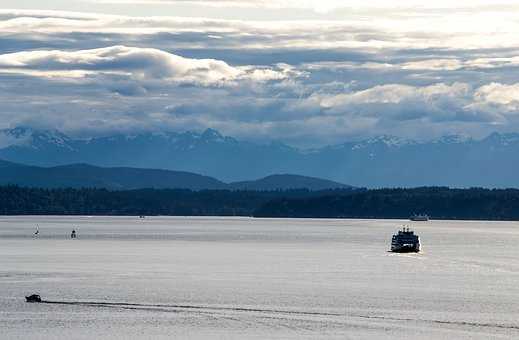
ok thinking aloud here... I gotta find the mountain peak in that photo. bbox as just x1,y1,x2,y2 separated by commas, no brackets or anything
435,134,472,144
0,126,75,151
0,126,36,148
351,135,412,150
481,132,519,147
201,128,224,140
2,126,34,139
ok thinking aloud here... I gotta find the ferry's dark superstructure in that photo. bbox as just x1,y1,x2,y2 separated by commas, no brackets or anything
391,227,421,253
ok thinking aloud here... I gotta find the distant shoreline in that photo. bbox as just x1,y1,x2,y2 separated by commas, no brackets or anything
0,215,517,223
1,186,519,221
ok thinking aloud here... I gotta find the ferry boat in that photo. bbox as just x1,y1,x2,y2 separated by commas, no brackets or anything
410,214,429,221
391,227,421,253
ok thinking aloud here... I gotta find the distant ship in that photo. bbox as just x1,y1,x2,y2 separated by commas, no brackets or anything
410,214,429,221
391,227,421,253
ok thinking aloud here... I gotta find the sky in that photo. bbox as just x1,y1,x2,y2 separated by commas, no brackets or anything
1,1,519,146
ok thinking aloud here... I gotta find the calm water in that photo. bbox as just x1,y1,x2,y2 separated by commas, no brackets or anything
1,216,519,339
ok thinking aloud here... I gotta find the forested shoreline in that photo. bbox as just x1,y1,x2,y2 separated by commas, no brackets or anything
0,186,351,216
254,187,519,220
2,186,519,221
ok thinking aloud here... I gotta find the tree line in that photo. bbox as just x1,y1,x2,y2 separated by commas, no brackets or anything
254,187,519,220
1,185,519,220
0,185,350,216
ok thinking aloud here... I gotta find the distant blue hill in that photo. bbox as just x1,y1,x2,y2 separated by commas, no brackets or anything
0,159,351,191
229,174,350,191
2,126,519,187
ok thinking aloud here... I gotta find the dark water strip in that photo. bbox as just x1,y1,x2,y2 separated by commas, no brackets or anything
39,300,519,330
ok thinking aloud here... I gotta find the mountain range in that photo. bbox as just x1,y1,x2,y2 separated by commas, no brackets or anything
0,159,351,191
1,126,519,187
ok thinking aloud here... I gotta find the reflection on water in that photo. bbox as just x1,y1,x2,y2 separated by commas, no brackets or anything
1,216,519,339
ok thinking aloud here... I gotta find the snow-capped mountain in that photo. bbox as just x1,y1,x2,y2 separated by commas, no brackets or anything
0,126,75,150
434,134,473,145
0,127,300,182
1,127,519,187
350,135,416,150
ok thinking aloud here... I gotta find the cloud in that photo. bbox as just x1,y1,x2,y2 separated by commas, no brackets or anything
2,9,519,145
471,83,519,113
310,82,509,126
321,83,470,108
89,0,519,11
160,80,519,144
3,8,519,51
0,45,293,86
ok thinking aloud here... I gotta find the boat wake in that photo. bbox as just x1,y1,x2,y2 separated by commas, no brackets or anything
38,299,519,331
41,300,341,317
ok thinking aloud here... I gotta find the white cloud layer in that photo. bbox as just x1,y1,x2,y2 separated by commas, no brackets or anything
90,0,519,11
2,7,519,50
2,8,519,145
0,46,291,85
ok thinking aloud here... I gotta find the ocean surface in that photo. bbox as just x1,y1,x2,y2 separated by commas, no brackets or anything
1,216,519,339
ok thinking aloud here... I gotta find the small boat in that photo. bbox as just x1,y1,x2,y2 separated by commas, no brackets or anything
410,214,429,221
25,294,42,303
391,227,421,253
